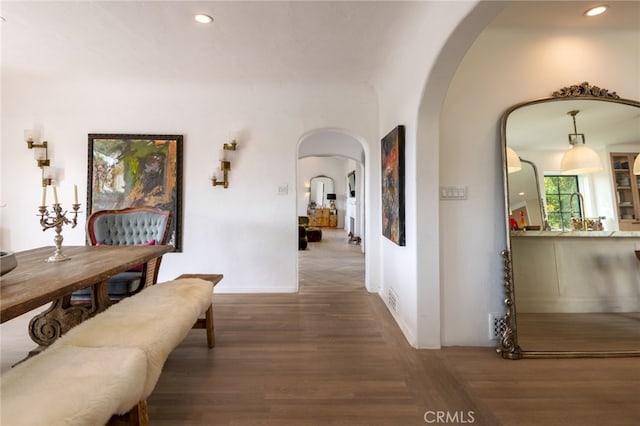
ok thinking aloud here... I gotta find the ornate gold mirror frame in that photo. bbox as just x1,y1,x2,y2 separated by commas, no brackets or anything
497,82,640,359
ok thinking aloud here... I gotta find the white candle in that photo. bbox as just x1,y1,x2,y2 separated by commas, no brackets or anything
41,186,47,207
24,129,35,142
73,185,78,204
52,186,59,204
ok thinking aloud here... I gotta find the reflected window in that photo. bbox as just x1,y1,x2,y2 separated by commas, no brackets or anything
544,175,580,231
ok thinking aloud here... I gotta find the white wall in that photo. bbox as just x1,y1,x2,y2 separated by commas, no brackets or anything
344,159,364,239
0,77,378,293
373,0,486,347
439,24,640,345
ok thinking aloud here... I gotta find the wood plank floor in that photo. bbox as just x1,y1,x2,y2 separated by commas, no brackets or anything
147,229,640,425
2,229,639,425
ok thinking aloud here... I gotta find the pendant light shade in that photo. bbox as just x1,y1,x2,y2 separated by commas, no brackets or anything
560,145,603,175
506,146,522,174
560,110,603,175
634,155,640,175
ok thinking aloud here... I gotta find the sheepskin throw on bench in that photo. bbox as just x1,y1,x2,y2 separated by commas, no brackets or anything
1,278,214,426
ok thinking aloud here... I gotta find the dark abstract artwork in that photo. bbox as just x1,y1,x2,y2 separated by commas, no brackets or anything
87,134,183,251
381,125,405,246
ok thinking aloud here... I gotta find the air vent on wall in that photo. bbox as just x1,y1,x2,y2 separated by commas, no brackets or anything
489,313,506,340
388,288,399,314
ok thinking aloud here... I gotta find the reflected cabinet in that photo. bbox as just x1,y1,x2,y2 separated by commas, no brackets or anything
611,153,640,231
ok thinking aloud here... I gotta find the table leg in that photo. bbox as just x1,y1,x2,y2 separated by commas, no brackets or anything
91,279,112,313
27,280,111,347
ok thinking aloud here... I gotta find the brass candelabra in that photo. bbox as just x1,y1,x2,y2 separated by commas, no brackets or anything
38,203,81,262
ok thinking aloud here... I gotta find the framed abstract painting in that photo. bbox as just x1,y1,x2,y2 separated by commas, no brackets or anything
87,133,183,251
381,125,405,246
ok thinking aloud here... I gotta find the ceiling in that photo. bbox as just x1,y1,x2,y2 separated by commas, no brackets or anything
1,1,638,87
490,0,639,30
0,1,418,85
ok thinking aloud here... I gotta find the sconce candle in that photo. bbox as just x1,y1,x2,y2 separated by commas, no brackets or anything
52,186,59,204
74,185,78,204
24,130,52,186
41,187,47,207
211,137,238,189
24,129,37,143
34,147,46,161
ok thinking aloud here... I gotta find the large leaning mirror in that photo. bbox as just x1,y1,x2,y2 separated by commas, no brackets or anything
309,175,334,208
498,82,640,359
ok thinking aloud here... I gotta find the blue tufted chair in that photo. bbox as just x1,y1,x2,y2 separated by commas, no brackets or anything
71,207,171,303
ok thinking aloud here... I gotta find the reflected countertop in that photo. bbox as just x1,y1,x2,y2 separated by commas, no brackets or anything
511,230,640,238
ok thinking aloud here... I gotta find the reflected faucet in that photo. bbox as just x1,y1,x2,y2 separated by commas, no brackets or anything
569,192,586,231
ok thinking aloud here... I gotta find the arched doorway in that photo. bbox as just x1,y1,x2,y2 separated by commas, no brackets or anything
296,128,369,291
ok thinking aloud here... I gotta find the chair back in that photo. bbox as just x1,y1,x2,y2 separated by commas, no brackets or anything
88,207,171,246
87,207,171,290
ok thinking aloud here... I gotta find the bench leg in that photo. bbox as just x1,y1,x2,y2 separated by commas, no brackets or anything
107,400,148,426
129,400,149,426
192,304,215,348
205,304,215,348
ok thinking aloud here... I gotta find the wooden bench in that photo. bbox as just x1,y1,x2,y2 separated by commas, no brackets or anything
1,278,215,426
175,273,223,348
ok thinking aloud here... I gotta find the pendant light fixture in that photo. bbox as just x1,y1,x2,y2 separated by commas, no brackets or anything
506,146,522,174
560,110,603,175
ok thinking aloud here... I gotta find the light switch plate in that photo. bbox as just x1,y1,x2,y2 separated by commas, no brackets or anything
278,184,288,195
440,185,467,200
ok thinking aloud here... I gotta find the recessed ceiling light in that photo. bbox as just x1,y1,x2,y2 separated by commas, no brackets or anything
195,14,213,24
585,5,608,17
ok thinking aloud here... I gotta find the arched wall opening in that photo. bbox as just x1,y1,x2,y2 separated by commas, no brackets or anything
296,128,372,291
413,2,505,348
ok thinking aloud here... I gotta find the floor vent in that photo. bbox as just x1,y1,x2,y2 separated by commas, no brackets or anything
388,288,399,314
489,313,506,340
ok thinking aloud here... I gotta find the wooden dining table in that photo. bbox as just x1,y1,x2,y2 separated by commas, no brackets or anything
0,245,172,347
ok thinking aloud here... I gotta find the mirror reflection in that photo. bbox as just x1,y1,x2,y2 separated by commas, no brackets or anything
507,159,546,231
507,98,640,233
500,84,640,358
309,176,334,209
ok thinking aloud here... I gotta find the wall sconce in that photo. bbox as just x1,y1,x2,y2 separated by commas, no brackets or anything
211,137,238,188
25,130,52,187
